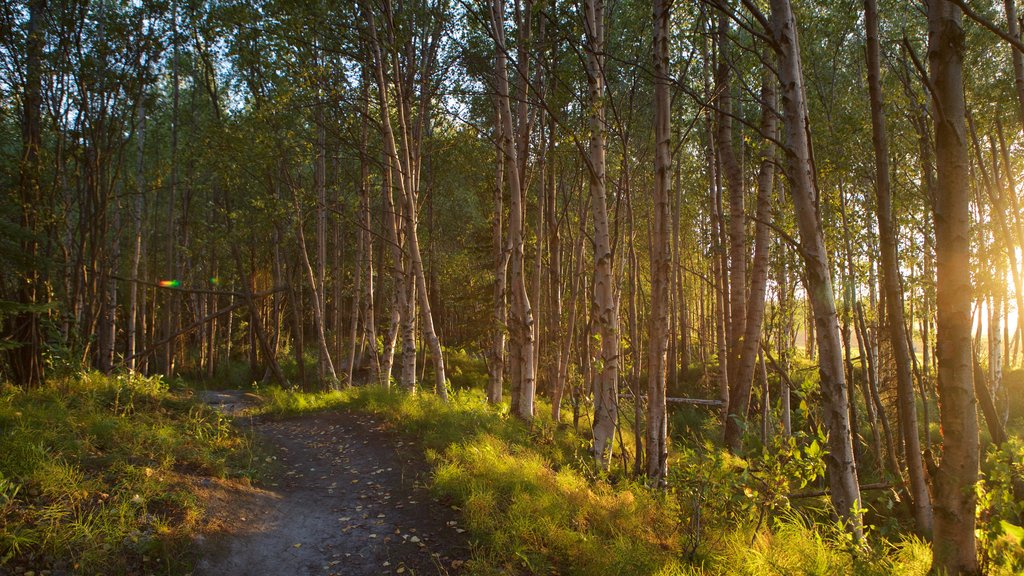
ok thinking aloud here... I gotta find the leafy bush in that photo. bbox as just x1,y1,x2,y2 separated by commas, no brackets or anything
977,437,1024,575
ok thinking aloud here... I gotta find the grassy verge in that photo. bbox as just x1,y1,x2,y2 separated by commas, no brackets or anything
255,385,935,576
0,372,257,574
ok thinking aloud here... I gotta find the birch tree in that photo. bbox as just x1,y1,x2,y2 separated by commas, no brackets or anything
926,0,980,571
767,0,863,538
583,0,618,464
647,0,671,482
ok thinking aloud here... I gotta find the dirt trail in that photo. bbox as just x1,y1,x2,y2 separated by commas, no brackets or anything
193,391,469,576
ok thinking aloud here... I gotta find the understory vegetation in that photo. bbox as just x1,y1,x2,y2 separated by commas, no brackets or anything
254,376,1022,576
1,358,1021,574
0,373,256,574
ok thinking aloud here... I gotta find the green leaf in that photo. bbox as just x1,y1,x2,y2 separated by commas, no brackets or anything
1000,520,1024,544
807,440,821,459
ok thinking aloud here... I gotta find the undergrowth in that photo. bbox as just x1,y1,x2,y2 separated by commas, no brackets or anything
0,372,256,574
256,385,935,575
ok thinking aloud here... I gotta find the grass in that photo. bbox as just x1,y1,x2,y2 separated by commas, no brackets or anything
255,384,934,576
0,371,257,574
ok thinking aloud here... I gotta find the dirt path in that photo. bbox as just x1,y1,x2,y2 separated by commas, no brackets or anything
193,391,470,576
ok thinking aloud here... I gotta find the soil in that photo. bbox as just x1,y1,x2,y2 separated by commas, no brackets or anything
193,391,470,576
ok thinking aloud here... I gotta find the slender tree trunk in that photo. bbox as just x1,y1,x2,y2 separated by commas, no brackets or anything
769,0,863,538
927,1,980,571
293,189,339,389
554,226,586,422
716,10,747,398
545,95,562,414
584,0,617,464
759,350,770,444
779,259,792,437
856,301,901,480
627,191,644,475
490,0,536,418
972,346,1008,446
646,0,672,483
406,188,448,399
532,110,546,398
489,110,508,404
358,75,379,384
399,212,418,390
164,0,180,377
347,214,364,385
724,72,777,452
315,104,331,385
380,163,402,388
864,0,933,536
128,98,145,373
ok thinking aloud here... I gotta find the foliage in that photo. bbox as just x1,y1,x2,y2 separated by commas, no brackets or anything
977,437,1024,575
258,385,937,576
0,372,257,573
673,431,827,562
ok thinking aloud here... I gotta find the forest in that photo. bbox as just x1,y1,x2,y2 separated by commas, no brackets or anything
1,0,1024,574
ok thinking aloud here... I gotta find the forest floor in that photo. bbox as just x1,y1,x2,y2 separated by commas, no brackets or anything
192,390,469,576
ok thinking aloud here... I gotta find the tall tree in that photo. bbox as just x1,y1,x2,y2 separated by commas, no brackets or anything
864,0,933,536
366,0,449,399
927,0,980,572
647,0,671,483
9,0,47,387
584,0,618,465
768,0,863,538
489,0,535,418
724,70,777,452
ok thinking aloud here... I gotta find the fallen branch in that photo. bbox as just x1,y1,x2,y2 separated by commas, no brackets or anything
788,482,893,499
619,394,724,407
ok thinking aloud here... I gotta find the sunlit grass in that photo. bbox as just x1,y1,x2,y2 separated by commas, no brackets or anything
256,383,942,575
0,372,257,573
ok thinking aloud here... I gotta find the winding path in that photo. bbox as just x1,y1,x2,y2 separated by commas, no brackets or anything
193,391,469,576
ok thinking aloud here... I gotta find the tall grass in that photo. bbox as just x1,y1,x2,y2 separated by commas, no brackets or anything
257,385,934,575
0,372,256,574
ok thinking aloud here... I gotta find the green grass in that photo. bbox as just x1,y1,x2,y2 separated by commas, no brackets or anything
0,371,257,574
255,384,934,576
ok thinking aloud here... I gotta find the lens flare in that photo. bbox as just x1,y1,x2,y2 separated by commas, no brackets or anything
159,279,181,288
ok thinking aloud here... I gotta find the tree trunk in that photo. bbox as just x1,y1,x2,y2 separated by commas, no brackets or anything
164,0,180,377
769,0,863,538
584,0,617,464
555,227,586,422
716,11,747,400
358,77,379,384
489,0,536,418
128,98,145,373
406,188,448,399
489,109,508,404
724,72,777,452
926,0,980,572
865,0,933,535
647,0,672,483
293,188,339,389
380,162,404,388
